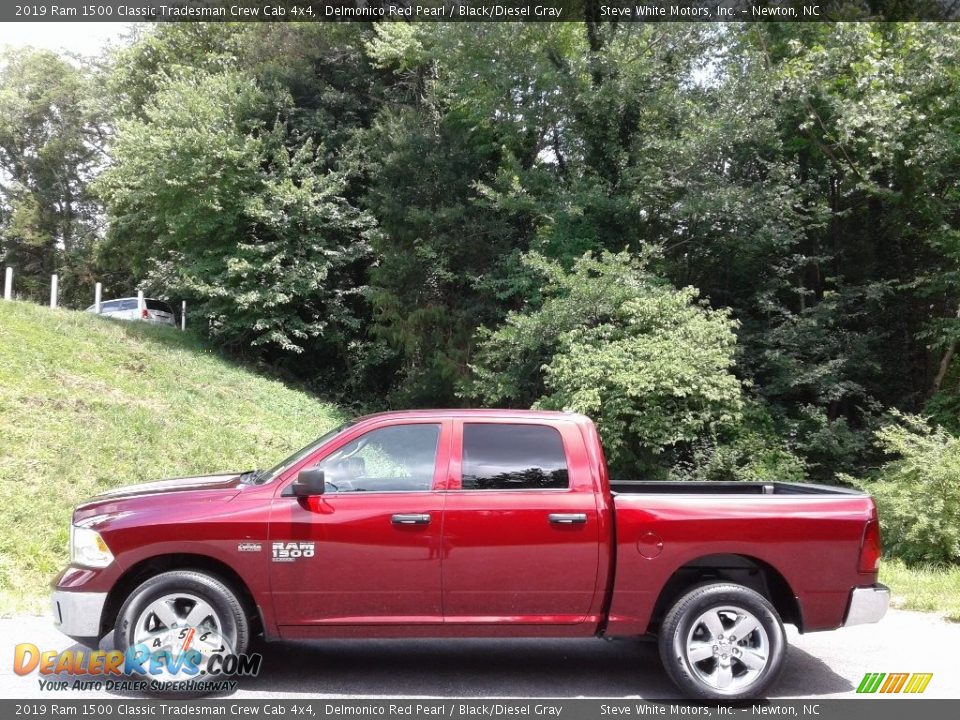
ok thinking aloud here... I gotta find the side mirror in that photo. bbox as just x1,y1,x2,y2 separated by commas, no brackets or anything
288,468,326,497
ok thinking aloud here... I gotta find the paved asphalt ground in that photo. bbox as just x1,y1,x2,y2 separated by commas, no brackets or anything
1,609,957,699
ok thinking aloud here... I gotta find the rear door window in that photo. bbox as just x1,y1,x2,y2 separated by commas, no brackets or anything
461,424,569,490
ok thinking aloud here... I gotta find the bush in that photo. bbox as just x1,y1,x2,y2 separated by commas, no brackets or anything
670,403,807,483
848,413,960,564
466,250,744,476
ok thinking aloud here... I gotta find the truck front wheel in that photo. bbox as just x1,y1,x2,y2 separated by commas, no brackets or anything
658,583,786,700
113,570,250,682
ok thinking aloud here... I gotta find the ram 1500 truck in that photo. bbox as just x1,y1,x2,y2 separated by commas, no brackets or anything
52,409,888,699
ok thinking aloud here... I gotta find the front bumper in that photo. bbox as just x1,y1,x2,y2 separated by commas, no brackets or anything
843,583,890,627
51,589,108,646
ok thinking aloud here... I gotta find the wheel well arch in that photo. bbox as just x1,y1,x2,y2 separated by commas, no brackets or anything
647,553,802,634
100,553,262,639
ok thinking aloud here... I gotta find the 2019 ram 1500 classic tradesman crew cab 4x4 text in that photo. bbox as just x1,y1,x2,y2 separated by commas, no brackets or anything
52,410,888,699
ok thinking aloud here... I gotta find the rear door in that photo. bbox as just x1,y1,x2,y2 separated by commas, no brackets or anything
440,420,602,626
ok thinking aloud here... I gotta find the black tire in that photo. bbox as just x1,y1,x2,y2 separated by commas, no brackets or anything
114,570,250,686
658,582,786,700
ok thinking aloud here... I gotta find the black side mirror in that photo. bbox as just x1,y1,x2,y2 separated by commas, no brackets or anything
287,468,326,497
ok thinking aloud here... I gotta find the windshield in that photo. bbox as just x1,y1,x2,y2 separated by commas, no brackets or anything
251,422,356,484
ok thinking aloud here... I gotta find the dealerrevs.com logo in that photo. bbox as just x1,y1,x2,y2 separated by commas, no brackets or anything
14,626,262,693
857,672,933,694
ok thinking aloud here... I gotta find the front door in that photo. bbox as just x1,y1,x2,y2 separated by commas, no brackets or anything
269,420,450,628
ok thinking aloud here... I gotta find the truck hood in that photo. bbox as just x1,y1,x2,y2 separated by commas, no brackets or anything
73,473,241,523
72,473,245,524
90,473,244,500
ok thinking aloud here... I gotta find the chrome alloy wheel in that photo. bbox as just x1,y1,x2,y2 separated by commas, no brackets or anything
679,605,771,694
132,592,228,680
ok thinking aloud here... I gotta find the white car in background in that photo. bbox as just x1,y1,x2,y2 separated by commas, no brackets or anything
85,297,177,327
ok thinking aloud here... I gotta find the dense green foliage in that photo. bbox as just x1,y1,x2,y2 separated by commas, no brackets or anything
0,48,106,305
95,70,374,377
847,415,960,564
468,251,744,474
0,301,343,613
3,21,960,506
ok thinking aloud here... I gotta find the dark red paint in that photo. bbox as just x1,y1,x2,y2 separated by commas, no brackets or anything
56,409,881,640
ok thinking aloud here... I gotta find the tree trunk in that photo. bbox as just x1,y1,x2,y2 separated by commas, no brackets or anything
931,304,960,395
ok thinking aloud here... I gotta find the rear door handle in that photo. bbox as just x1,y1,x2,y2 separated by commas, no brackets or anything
391,513,431,525
548,513,587,524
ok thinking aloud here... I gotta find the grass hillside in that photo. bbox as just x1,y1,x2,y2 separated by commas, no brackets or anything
0,301,344,614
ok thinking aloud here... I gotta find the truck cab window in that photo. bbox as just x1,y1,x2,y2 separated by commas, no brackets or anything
461,423,569,490
312,423,440,493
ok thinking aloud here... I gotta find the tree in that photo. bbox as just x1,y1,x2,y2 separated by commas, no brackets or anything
95,70,374,381
32,21,960,488
467,250,743,475
0,48,105,304
357,24,560,405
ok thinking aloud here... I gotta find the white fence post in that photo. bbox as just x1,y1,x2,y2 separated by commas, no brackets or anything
137,290,144,320
181,301,186,331
94,282,102,313
49,274,58,309
3,267,11,300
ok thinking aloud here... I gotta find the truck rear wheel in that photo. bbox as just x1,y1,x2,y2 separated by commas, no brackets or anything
658,582,786,700
113,570,250,684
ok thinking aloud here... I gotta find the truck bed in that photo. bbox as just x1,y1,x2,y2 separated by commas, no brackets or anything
610,480,864,496
605,480,876,636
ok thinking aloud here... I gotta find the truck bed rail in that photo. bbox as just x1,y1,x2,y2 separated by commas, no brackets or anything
609,480,864,495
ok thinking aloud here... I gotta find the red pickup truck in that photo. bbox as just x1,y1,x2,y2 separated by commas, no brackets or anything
53,409,888,699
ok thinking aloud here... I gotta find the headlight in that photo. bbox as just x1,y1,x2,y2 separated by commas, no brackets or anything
70,525,114,568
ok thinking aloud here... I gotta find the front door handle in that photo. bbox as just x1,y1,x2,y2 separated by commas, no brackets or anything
391,513,431,525
548,513,588,524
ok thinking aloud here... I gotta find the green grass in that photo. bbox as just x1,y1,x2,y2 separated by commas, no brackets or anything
0,300,344,614
881,559,960,622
